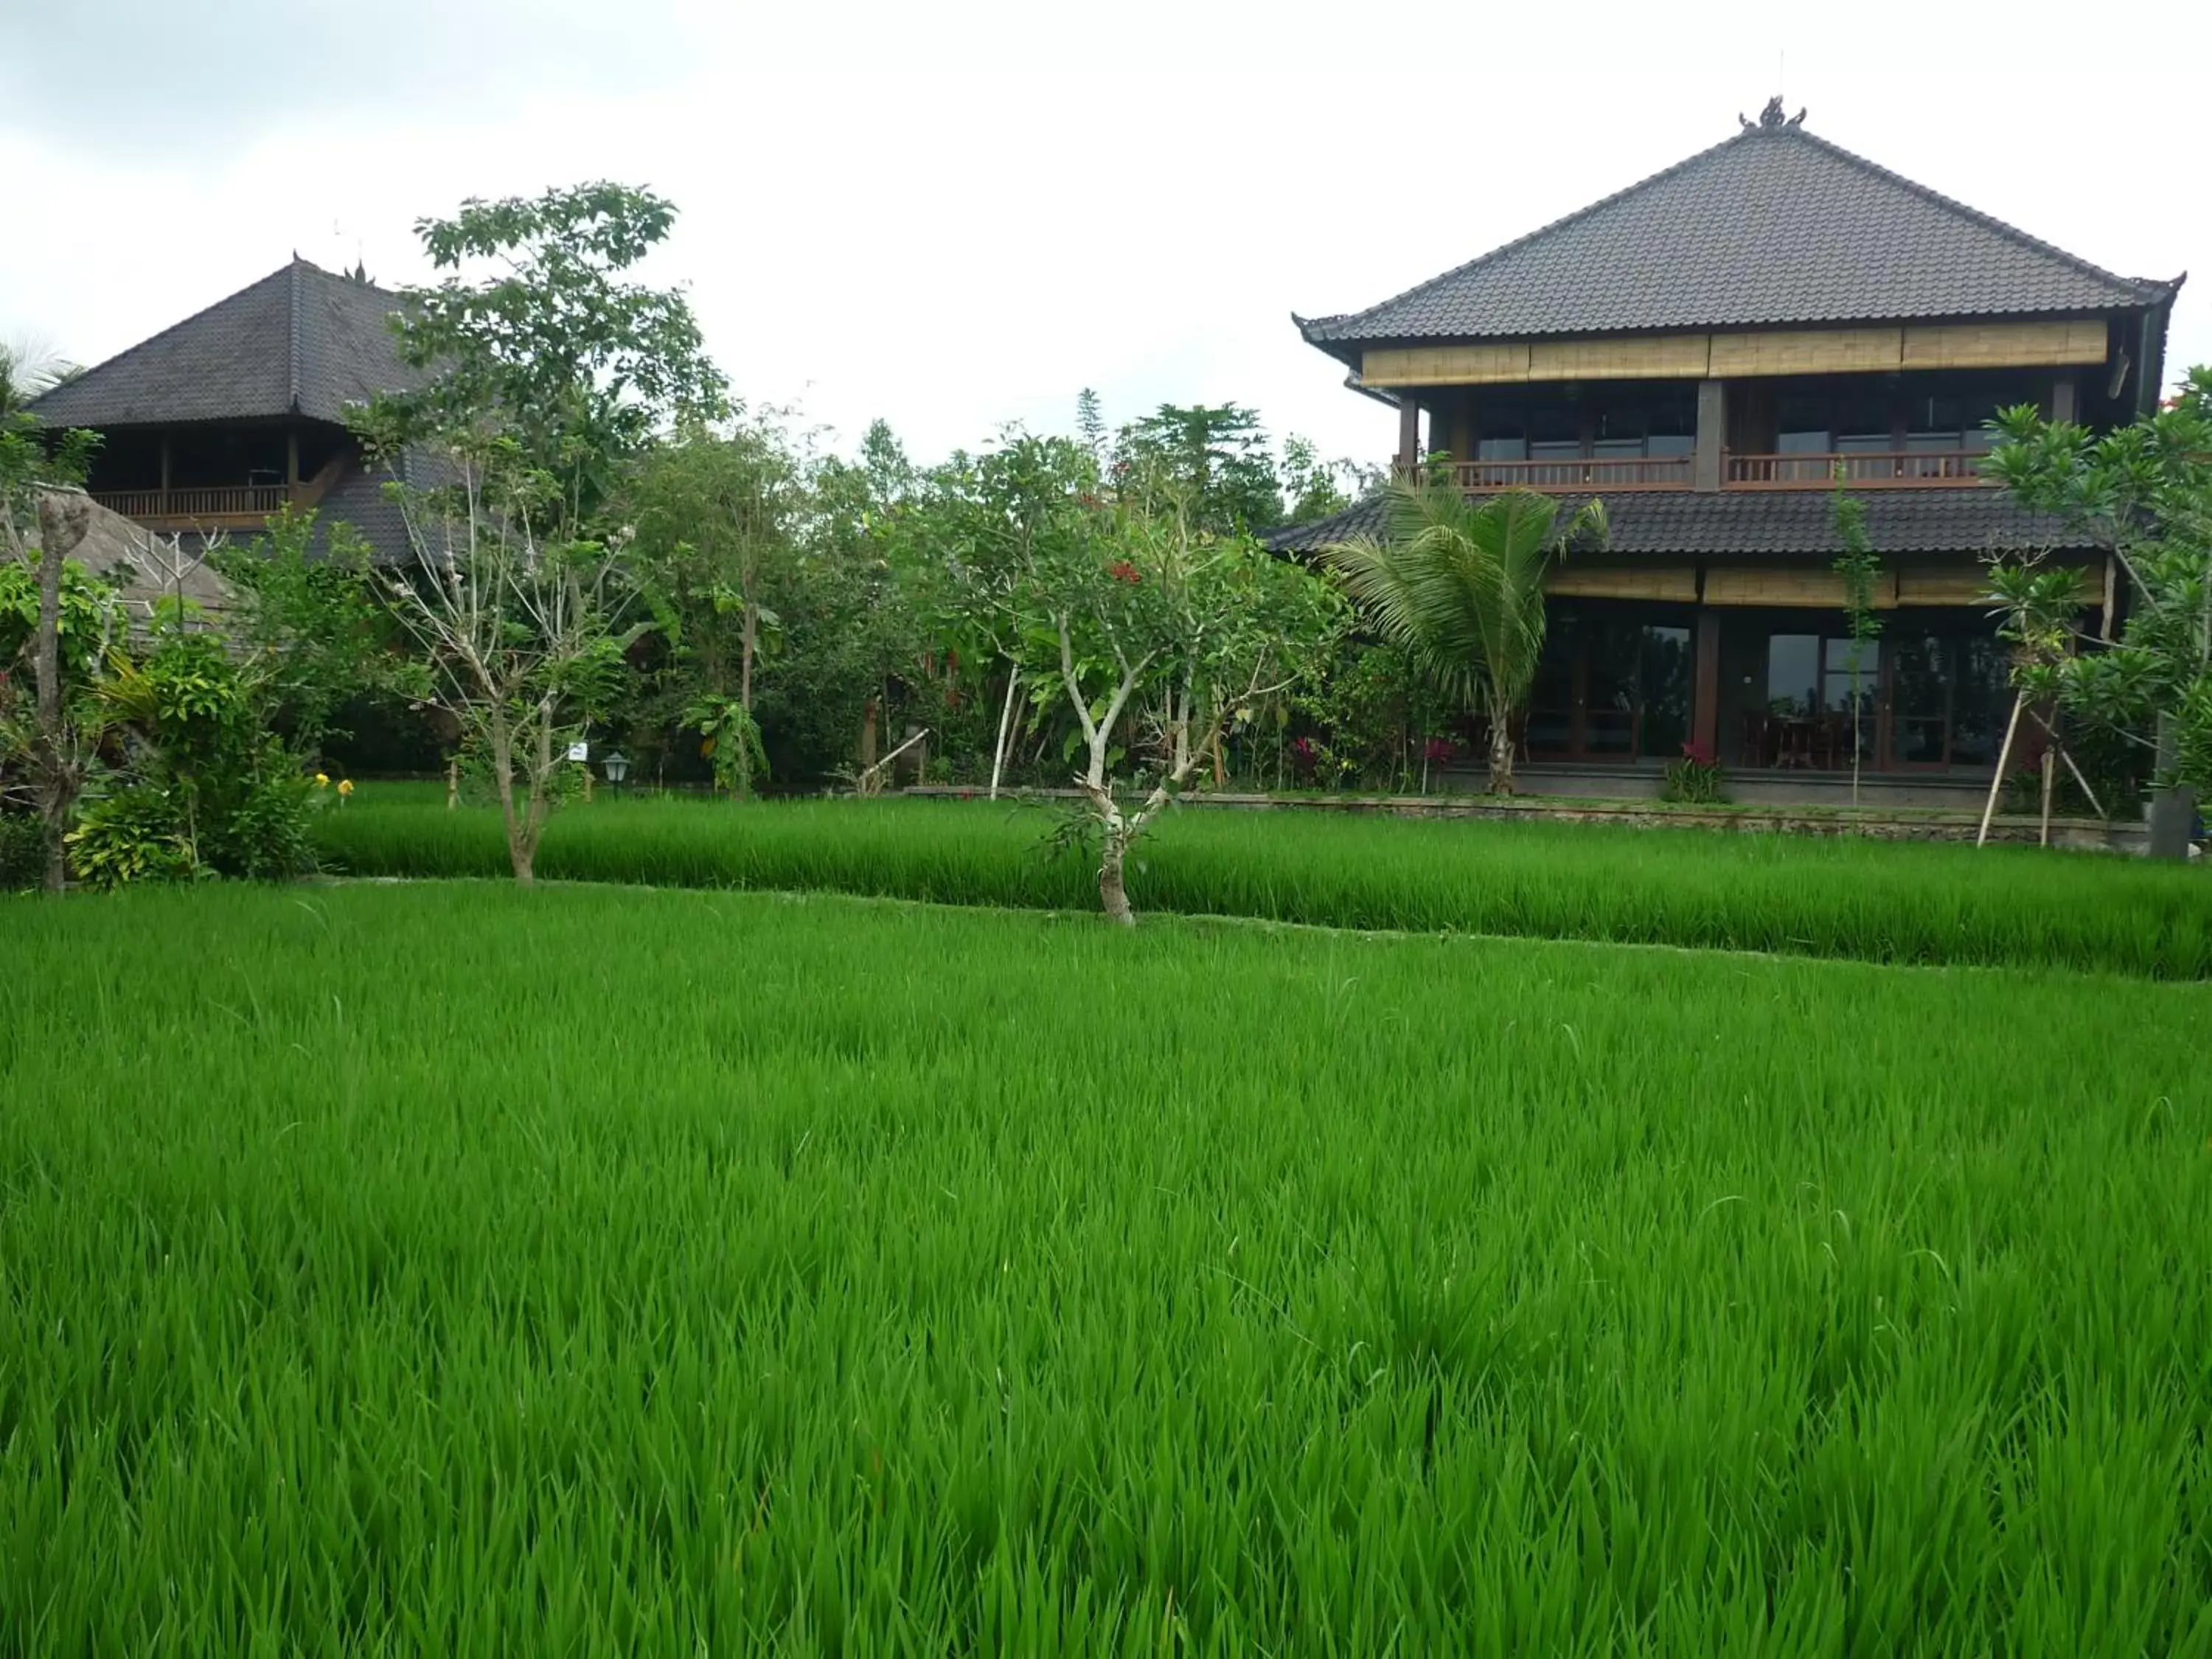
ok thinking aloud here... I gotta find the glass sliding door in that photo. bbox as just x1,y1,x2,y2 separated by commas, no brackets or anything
1582,619,1642,757
1822,637,1879,762
1524,611,1693,762
1758,622,2008,771
1641,625,1692,756
1526,627,1576,757
1889,633,1950,765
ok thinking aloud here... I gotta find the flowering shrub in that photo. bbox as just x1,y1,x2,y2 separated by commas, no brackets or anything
1661,739,1727,805
1424,737,1455,765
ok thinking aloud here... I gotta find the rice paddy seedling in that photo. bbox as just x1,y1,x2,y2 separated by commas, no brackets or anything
3,883,2208,1654
312,789,2212,977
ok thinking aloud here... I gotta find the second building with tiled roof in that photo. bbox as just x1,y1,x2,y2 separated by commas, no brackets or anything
1280,100,2183,782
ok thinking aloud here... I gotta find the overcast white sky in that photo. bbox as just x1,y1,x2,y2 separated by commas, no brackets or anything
4,0,2205,470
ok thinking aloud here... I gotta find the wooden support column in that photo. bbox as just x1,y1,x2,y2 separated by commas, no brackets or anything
159,433,172,494
1693,605,1722,755
286,428,300,487
1397,395,1420,476
1693,380,1725,493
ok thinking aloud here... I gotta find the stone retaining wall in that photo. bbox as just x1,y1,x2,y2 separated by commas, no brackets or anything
904,786,2147,853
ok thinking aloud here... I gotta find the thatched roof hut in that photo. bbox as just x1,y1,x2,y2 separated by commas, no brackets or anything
24,489,239,634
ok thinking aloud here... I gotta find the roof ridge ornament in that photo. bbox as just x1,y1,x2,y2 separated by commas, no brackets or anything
1739,95,1806,132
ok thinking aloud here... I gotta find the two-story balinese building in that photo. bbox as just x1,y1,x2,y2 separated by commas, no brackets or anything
1273,101,2183,804
25,256,420,563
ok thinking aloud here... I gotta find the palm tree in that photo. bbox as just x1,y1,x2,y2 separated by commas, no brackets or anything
0,341,82,420
1325,478,1605,794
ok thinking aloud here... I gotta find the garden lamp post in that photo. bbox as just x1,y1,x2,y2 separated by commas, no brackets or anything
602,751,630,796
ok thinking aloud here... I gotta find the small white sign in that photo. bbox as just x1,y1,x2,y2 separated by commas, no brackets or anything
566,741,590,762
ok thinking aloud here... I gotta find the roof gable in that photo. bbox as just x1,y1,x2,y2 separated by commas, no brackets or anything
28,258,419,429
1301,123,2171,349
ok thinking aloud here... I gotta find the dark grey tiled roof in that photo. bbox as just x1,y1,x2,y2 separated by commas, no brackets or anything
1266,489,2085,559
27,258,419,429
1299,124,2171,350
310,458,415,563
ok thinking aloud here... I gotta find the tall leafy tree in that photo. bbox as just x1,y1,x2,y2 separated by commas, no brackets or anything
630,414,805,796
905,430,1102,796
369,181,727,531
1114,403,1285,535
354,182,723,881
1983,367,2212,853
1279,435,1378,525
1326,479,1605,794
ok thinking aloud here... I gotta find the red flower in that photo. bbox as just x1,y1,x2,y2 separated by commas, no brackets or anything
1680,740,1717,768
1424,737,1455,763
1105,560,1141,584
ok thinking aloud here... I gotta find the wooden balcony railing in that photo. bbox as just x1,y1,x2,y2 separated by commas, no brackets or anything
1425,455,1695,493
1400,448,1999,497
1725,450,1991,488
92,484,297,521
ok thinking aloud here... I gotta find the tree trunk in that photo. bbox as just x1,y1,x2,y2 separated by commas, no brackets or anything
1486,711,1516,796
740,602,756,713
33,493,91,894
489,712,531,885
860,696,878,772
1097,824,1135,927
446,756,459,811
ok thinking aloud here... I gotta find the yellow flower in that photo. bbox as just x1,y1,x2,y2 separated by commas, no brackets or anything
313,773,330,788
336,779,355,797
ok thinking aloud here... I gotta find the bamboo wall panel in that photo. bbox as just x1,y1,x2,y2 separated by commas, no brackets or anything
1899,318,2107,369
1894,569,1989,605
1362,344,1530,386
1545,566,1698,601
1707,328,1905,378
1703,568,1900,608
1893,565,2096,605
1365,317,2113,389
1525,335,1714,381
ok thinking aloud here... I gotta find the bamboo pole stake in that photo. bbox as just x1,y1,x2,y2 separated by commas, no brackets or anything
1977,692,2026,849
2027,707,2107,821
2039,735,2056,847
855,726,930,797
989,666,1020,801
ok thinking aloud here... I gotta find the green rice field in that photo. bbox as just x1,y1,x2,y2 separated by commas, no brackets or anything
4,882,2209,1653
312,789,2212,978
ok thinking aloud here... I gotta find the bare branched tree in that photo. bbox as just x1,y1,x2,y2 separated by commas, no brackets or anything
381,443,640,883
